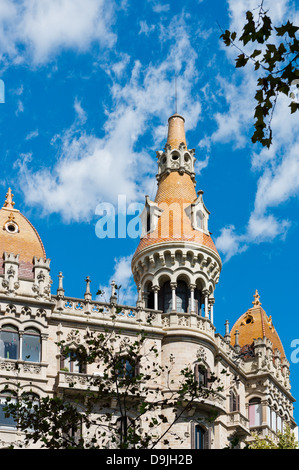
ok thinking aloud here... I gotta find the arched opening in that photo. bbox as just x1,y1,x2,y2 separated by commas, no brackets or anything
144,282,154,309
0,390,17,428
249,397,262,427
159,281,172,313
176,280,189,313
0,324,19,360
22,327,41,363
194,280,207,316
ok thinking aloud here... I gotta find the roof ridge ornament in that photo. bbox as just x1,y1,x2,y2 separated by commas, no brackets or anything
3,187,15,210
252,289,262,307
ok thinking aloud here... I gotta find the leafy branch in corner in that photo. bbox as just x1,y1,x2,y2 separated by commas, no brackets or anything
219,1,299,148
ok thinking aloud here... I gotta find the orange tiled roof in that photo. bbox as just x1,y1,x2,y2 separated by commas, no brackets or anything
134,171,219,257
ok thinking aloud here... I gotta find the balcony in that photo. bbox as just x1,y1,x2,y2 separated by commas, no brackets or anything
227,411,250,436
0,359,48,381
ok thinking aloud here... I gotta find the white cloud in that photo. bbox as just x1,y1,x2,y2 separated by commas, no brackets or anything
74,98,87,124
25,129,39,140
139,21,156,36
98,254,137,306
0,0,116,65
16,17,203,222
215,225,247,262
213,0,299,261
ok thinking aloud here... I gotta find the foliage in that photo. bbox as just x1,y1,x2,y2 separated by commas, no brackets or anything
3,314,224,449
249,425,298,449
220,1,299,148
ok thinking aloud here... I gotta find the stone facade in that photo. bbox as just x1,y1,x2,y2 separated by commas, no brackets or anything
0,116,296,449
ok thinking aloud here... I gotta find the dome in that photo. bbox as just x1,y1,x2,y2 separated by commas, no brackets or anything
0,188,46,279
230,290,285,359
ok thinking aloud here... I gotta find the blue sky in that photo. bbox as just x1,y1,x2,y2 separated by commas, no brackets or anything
1,0,299,425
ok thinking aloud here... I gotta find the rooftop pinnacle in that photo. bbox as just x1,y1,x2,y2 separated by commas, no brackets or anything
3,188,15,210
166,113,187,149
252,289,262,307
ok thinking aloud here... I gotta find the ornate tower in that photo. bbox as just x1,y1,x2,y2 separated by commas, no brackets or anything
131,113,221,321
0,188,51,300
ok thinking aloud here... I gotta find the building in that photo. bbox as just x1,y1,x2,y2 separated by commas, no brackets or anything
0,113,296,449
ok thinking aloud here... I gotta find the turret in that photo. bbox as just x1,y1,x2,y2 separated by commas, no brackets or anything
131,114,221,323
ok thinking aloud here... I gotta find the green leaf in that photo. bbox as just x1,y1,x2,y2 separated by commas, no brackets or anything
235,53,249,67
290,101,299,114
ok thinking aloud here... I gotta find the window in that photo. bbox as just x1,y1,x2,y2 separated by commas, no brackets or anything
0,325,19,360
0,391,17,428
194,289,203,316
22,328,41,362
4,221,19,233
196,210,204,230
194,364,207,387
176,281,189,313
159,281,172,313
116,416,136,448
192,424,208,449
249,397,262,427
146,211,151,233
61,350,85,373
277,414,283,433
229,391,240,412
117,357,137,379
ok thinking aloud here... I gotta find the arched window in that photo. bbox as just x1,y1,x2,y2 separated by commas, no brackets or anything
0,325,19,360
0,391,17,428
159,281,172,313
22,328,41,363
176,281,189,313
249,397,262,427
194,289,203,316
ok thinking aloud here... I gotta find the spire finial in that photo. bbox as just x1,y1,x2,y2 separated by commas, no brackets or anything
175,74,178,114
3,188,15,210
252,289,261,307
84,276,92,301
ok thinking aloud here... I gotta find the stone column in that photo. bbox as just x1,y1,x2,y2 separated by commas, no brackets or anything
153,286,160,311
209,298,215,324
170,282,177,312
224,320,230,343
234,330,241,353
190,284,196,313
19,331,23,361
203,289,209,318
